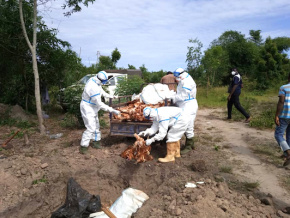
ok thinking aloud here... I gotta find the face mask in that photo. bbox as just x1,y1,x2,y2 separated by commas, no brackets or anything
101,80,108,85
231,71,236,76
176,77,181,82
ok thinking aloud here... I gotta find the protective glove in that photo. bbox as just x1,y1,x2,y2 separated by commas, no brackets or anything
112,109,120,115
146,138,155,146
138,131,150,137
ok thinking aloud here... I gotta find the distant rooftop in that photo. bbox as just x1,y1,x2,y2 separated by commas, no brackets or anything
104,69,142,78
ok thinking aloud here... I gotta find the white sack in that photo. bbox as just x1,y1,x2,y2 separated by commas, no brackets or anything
140,83,175,104
89,188,149,218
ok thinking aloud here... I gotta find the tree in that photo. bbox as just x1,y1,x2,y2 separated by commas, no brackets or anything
128,64,136,69
111,48,121,65
202,46,230,86
18,0,96,134
186,38,203,72
255,37,288,89
62,0,96,16
272,37,290,53
139,64,150,83
19,0,45,134
249,30,263,46
210,30,258,77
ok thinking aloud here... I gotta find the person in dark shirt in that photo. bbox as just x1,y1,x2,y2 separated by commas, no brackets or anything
227,68,251,122
160,71,177,91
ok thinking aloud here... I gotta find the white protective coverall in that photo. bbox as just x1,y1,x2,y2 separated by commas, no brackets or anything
173,72,198,139
142,106,189,144
80,76,116,147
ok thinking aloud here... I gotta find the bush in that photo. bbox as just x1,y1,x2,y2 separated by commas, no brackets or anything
61,85,108,129
250,107,275,129
114,76,145,96
61,85,84,127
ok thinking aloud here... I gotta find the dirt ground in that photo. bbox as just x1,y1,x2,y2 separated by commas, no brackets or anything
0,106,290,218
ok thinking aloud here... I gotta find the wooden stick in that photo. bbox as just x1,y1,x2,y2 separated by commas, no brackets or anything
101,204,117,218
2,130,20,148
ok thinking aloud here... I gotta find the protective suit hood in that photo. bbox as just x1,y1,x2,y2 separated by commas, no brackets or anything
143,107,158,120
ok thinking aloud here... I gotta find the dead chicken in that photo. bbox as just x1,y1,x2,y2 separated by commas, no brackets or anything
121,133,153,163
113,100,165,122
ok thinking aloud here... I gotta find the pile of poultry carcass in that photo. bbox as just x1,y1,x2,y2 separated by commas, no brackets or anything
121,133,153,163
113,99,165,122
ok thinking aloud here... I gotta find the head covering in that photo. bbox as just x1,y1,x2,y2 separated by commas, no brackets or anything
97,71,108,84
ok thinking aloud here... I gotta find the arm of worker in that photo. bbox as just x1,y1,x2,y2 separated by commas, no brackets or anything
147,119,169,145
173,86,193,103
100,86,114,99
88,87,119,114
140,121,159,137
275,95,285,126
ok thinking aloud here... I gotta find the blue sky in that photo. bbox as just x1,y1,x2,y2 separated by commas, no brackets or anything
41,0,290,72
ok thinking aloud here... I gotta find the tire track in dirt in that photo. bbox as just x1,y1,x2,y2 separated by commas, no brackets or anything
196,108,290,207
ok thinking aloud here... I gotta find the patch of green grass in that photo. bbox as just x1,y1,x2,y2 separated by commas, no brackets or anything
243,181,259,190
99,119,108,128
32,176,48,185
251,143,283,166
250,107,276,129
60,114,79,128
197,86,228,108
214,145,220,151
282,176,290,192
219,165,233,174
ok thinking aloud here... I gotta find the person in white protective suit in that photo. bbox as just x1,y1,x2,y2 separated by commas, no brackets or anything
171,67,198,154
79,71,120,154
138,106,189,162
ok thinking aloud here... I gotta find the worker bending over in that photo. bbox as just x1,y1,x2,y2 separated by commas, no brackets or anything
138,106,189,163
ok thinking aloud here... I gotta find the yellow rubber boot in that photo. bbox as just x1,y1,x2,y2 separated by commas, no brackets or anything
175,141,181,158
158,142,176,163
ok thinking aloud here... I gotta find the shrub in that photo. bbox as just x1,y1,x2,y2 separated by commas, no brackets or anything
250,107,275,129
114,76,145,96
62,85,84,127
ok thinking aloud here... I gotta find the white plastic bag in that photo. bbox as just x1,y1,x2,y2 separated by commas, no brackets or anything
90,188,149,218
140,83,174,104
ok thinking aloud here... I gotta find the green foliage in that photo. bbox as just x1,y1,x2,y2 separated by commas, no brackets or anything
219,166,233,173
62,85,84,127
60,113,79,128
201,45,230,86
272,37,290,53
128,64,136,69
214,145,220,151
149,70,166,83
250,108,275,129
197,86,228,108
0,0,84,112
111,48,121,65
186,38,203,71
99,118,108,128
139,64,151,83
115,76,145,96
243,181,259,190
32,176,48,185
0,106,35,129
62,0,96,16
249,30,263,46
255,37,288,90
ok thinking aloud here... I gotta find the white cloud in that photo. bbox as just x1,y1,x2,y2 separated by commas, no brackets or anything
40,0,290,71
